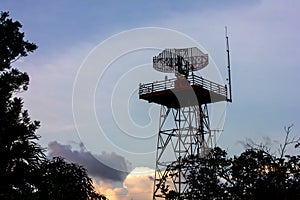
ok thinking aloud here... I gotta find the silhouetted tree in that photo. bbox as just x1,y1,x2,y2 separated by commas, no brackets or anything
229,125,300,199
160,126,300,199
229,147,300,199
0,11,43,199
161,148,232,200
0,11,107,199
35,157,107,200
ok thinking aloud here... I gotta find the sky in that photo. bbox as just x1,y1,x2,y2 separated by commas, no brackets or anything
1,0,300,199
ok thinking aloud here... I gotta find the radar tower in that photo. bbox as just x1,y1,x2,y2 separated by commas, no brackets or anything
139,30,232,199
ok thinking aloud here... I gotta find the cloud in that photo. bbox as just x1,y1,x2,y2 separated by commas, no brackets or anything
48,141,130,182
48,142,156,199
93,167,154,200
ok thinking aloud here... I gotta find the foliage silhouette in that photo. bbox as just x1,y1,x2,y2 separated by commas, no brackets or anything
160,126,300,200
0,11,43,199
0,11,107,199
35,157,107,200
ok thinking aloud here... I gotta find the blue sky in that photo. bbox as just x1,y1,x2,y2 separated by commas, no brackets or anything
1,0,300,198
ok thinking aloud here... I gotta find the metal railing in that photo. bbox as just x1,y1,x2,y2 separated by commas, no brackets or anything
139,74,227,97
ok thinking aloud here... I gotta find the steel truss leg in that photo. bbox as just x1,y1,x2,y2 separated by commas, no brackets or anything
153,104,215,199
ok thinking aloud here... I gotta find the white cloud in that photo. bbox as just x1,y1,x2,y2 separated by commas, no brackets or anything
93,167,154,200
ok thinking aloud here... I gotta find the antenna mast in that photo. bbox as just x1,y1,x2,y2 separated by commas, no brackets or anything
225,26,232,102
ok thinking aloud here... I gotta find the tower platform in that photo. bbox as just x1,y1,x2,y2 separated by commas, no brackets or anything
139,74,227,108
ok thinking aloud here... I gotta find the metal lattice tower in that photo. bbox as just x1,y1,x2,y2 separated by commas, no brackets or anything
139,32,232,199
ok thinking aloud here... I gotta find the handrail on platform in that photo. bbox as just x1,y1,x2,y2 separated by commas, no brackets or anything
139,74,227,97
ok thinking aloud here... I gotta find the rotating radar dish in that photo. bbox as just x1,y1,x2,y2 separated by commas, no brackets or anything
153,47,209,73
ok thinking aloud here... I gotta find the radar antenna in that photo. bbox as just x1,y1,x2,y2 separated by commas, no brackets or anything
153,47,208,78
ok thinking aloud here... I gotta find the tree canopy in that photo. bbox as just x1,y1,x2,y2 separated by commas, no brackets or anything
160,127,300,200
0,11,106,199
0,11,42,199
35,157,107,200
